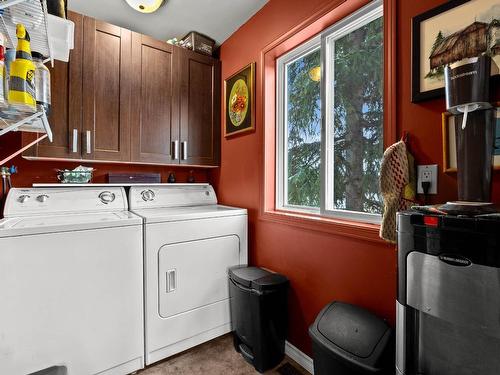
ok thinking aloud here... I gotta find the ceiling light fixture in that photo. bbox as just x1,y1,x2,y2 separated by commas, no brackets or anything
124,0,166,13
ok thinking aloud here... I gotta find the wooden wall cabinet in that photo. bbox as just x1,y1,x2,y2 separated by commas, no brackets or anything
130,33,177,164
178,48,221,166
24,11,83,159
82,18,132,162
24,12,221,167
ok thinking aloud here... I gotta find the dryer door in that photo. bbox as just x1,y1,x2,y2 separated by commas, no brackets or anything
158,235,240,318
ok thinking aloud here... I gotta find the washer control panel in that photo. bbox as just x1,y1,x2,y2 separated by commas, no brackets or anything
4,187,128,217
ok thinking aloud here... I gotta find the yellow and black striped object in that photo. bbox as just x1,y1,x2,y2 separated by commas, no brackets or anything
8,24,36,112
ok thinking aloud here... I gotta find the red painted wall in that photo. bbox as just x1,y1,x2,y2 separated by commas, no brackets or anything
0,0,498,359
212,0,500,356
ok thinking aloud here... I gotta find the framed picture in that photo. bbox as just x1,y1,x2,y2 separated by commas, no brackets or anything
412,0,500,102
442,106,500,172
224,62,255,137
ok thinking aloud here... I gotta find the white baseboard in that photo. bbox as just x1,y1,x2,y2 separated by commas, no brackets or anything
285,340,314,374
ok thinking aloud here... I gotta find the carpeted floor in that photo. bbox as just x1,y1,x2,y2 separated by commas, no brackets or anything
138,334,309,375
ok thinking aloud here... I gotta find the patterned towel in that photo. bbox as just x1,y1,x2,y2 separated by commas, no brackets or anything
379,140,416,243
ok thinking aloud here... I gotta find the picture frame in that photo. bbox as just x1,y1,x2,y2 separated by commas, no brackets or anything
442,105,500,172
411,0,500,102
224,62,256,137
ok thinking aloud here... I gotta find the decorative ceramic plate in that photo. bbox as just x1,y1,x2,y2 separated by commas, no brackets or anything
228,79,249,127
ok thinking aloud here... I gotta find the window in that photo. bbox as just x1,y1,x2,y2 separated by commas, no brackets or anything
276,0,383,223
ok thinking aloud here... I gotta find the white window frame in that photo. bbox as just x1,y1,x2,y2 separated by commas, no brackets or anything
276,0,383,224
276,35,321,214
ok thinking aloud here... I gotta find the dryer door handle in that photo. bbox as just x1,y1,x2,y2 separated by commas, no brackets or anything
166,269,176,293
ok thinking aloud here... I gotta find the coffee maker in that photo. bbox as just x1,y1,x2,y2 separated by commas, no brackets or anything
441,55,496,214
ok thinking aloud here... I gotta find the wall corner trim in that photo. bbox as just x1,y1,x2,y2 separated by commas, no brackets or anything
285,340,314,374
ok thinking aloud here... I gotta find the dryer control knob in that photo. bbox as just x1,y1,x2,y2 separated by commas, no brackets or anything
99,191,116,204
141,189,155,201
36,194,49,203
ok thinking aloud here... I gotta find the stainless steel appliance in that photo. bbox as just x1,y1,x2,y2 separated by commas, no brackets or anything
396,211,500,375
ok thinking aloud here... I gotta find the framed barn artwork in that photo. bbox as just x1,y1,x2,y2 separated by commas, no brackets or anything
412,0,500,102
224,63,256,137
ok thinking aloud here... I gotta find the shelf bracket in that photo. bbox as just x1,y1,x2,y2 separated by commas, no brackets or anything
40,110,52,142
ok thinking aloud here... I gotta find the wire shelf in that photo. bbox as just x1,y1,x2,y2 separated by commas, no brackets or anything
0,109,52,140
0,0,51,60
0,0,54,166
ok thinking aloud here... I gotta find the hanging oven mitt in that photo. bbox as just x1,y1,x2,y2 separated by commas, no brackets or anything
379,140,415,243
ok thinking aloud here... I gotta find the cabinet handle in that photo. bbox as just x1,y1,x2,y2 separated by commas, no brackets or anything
182,141,188,161
71,129,78,153
172,140,179,160
86,130,91,154
166,269,176,293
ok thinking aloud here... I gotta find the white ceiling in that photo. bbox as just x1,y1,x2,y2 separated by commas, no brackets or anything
68,0,269,45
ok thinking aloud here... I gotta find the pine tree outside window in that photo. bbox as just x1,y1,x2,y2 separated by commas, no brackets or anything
276,0,383,224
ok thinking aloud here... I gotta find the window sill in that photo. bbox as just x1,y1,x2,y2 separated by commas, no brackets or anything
260,209,387,244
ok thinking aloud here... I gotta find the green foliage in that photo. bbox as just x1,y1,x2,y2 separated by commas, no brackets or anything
333,17,383,213
286,49,321,207
288,141,321,207
285,17,384,214
430,31,445,55
425,30,445,79
425,65,444,79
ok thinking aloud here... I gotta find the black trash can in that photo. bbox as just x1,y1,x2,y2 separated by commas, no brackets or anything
229,266,289,373
309,302,394,375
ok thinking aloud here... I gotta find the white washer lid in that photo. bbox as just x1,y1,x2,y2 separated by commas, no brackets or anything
0,211,142,238
132,204,247,224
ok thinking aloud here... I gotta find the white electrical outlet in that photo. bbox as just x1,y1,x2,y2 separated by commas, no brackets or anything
417,164,438,194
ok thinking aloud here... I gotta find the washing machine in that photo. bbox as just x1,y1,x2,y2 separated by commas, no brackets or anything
0,187,144,375
129,184,248,365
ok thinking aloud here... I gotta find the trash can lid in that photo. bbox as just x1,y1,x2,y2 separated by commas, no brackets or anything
309,301,392,369
229,266,288,291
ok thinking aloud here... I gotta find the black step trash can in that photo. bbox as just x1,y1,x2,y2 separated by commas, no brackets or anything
309,301,394,375
229,266,289,373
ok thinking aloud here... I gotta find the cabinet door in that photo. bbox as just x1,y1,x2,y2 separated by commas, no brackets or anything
82,18,131,161
178,48,220,166
23,11,83,159
130,33,178,164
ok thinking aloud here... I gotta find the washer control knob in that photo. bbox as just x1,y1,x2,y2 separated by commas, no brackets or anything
99,191,116,204
36,194,49,203
17,195,30,203
141,189,155,202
